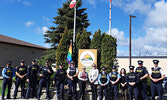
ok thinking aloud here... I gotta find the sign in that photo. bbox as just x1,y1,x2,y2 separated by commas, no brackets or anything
78,49,97,73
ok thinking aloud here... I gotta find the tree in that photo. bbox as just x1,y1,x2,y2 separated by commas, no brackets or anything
78,29,91,49
44,0,90,48
90,29,102,69
56,27,72,69
100,33,117,72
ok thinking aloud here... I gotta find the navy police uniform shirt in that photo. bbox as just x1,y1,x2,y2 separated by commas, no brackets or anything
53,68,66,82
27,64,39,79
135,66,148,82
16,65,27,79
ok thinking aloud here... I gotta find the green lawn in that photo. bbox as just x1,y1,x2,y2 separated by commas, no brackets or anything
0,80,3,95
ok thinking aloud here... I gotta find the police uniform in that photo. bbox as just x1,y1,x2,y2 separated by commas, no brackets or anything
67,61,79,100
26,59,39,99
98,67,109,100
109,66,121,100
37,60,53,100
14,60,27,99
135,60,148,100
53,63,66,100
149,60,165,100
126,66,139,100
1,61,15,100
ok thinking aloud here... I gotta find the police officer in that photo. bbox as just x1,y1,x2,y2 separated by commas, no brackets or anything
67,61,79,100
13,60,27,99
135,60,148,100
109,66,121,100
53,63,66,100
26,59,40,99
98,67,109,100
149,60,165,100
1,61,15,100
37,60,53,100
126,66,139,100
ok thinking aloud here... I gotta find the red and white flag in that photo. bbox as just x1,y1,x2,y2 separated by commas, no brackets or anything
69,0,76,8
110,0,112,1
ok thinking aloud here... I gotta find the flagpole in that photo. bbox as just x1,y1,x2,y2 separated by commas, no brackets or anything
109,0,112,35
73,4,76,60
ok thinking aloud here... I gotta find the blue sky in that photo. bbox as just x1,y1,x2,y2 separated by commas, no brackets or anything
0,0,167,56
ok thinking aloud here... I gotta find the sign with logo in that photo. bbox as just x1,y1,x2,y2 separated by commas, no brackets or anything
78,49,97,73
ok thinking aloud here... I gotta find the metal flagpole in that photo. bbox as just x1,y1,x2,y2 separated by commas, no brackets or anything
109,0,112,35
73,3,76,61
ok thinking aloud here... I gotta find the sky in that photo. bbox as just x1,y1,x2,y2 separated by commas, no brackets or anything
0,0,167,56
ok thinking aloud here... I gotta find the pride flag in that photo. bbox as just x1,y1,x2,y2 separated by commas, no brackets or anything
67,43,72,64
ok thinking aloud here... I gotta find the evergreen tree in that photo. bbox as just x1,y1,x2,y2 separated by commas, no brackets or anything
100,33,117,72
44,0,90,48
78,29,91,49
56,27,72,69
90,29,102,69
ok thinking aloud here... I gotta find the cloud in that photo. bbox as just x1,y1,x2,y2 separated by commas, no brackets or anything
22,1,31,6
87,0,96,8
37,26,49,35
112,0,153,14
107,28,128,46
145,0,167,27
132,27,167,56
25,21,34,26
44,43,51,48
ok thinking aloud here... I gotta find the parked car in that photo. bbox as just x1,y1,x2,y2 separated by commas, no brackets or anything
162,77,167,93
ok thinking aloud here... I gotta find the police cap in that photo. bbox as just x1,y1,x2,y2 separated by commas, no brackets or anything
153,60,159,64
6,61,12,65
21,60,25,63
59,63,63,66
137,60,143,64
32,59,36,62
101,67,106,70
112,66,116,69
129,66,135,70
71,61,75,64
46,59,50,63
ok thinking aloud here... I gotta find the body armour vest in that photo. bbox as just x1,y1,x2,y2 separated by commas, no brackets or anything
136,67,145,78
30,65,39,76
69,66,76,76
151,67,162,83
128,72,137,82
100,73,107,84
5,67,13,77
110,72,118,81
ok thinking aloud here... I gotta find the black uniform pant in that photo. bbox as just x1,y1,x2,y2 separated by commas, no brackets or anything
2,78,12,99
138,82,148,100
26,77,38,98
78,80,86,100
14,78,25,98
110,84,119,100
99,85,108,100
90,83,98,100
68,79,77,100
56,81,64,99
151,83,163,100
128,86,139,100
37,78,50,99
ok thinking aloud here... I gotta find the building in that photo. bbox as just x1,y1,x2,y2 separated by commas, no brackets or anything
0,34,47,75
117,56,167,75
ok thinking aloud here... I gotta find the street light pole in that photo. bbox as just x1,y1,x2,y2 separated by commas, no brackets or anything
129,15,136,66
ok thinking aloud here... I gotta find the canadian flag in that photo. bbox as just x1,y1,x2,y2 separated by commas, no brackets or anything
69,0,76,8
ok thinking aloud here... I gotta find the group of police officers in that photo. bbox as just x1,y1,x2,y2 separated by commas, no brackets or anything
1,59,165,100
